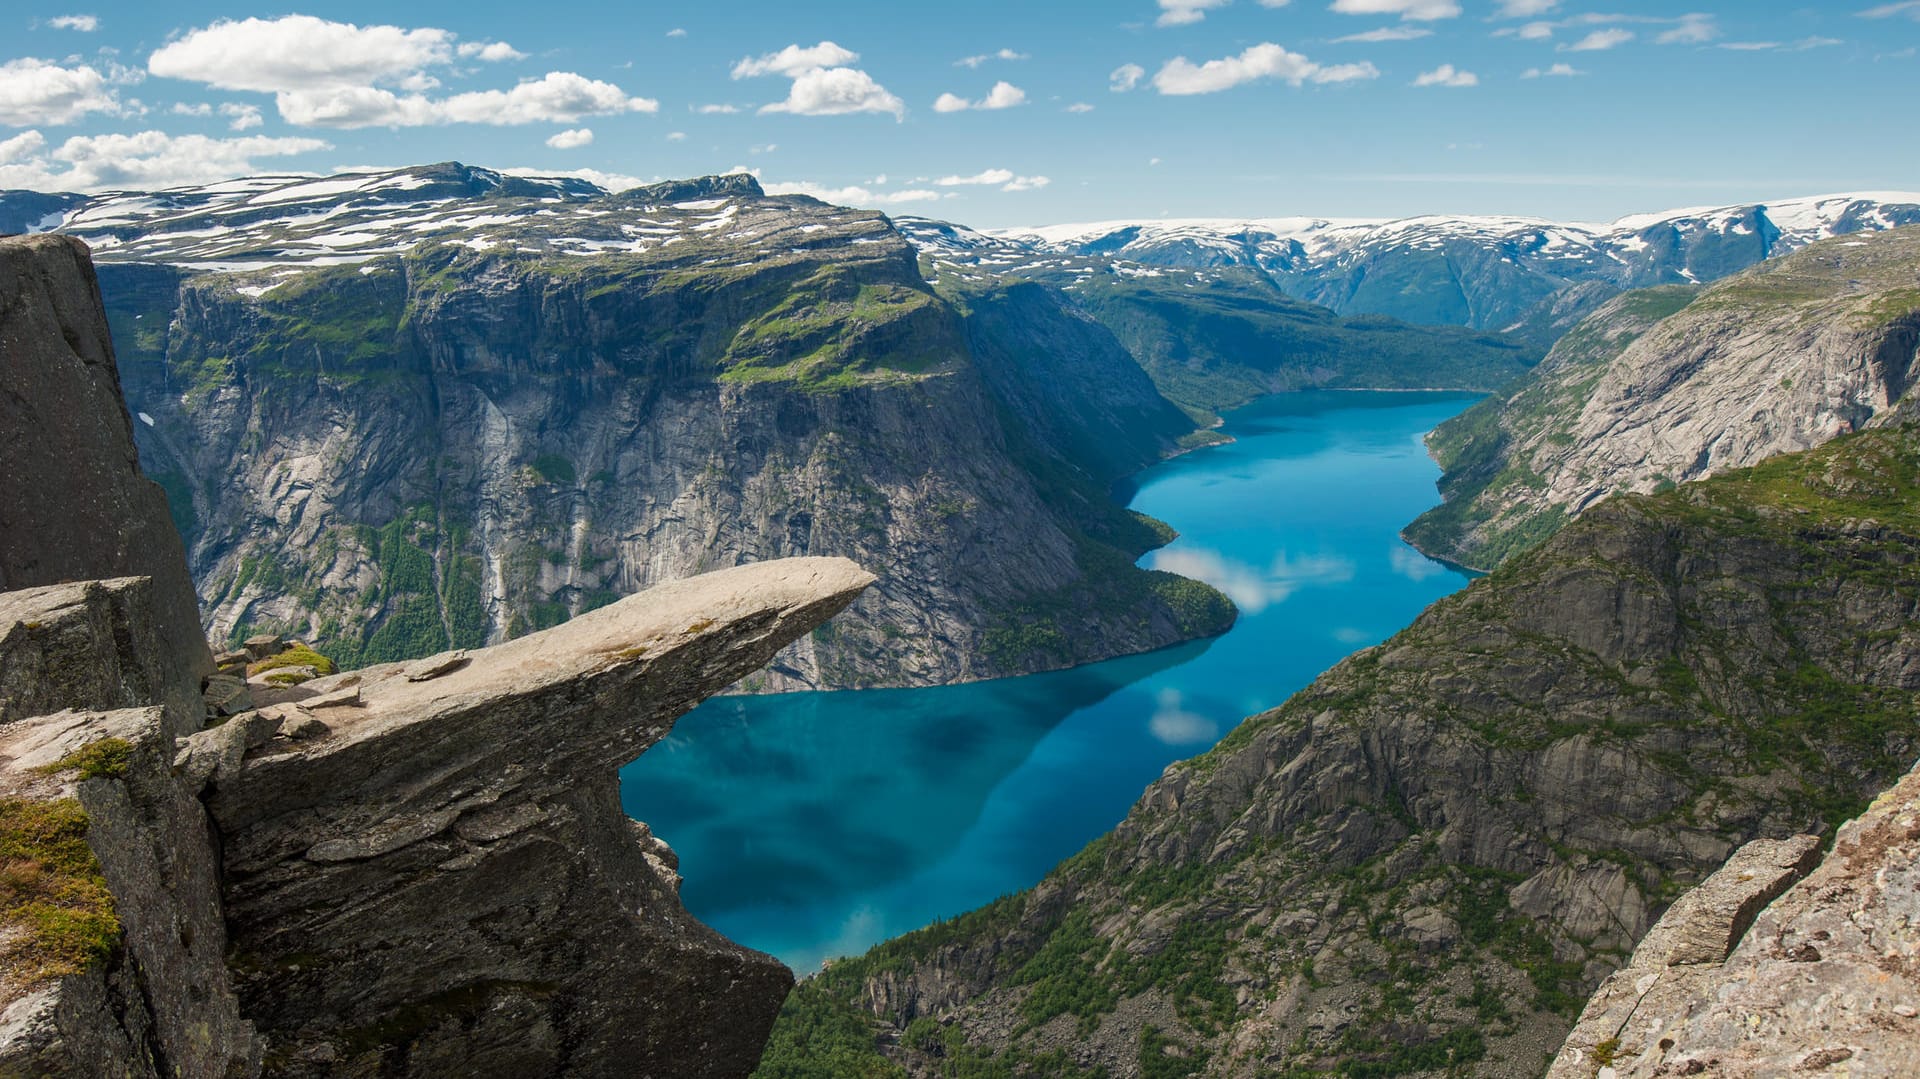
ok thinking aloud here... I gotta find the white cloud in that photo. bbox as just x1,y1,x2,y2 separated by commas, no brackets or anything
1412,63,1478,86
1862,1,1920,17
1110,63,1147,91
957,48,1027,68
0,58,122,125
148,16,454,92
0,128,327,191
1521,62,1583,77
731,42,904,120
936,168,1015,185
1564,28,1634,50
1148,689,1218,746
457,41,526,62
1067,102,1095,112
760,66,905,119
1152,43,1379,94
666,28,688,37
1157,0,1231,26
1495,0,1557,15
1333,26,1434,42
1001,174,1050,192
220,102,262,130
171,102,211,117
666,130,687,140
1329,0,1462,20
730,41,859,79
275,71,657,128
48,14,98,31
695,103,740,114
1655,13,1717,44
932,81,1027,112
545,127,592,148
1516,21,1555,39
499,165,644,191
762,179,940,206
1147,547,1353,614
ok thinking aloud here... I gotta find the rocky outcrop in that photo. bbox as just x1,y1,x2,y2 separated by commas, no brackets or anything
0,232,881,1075
1552,756,1920,1078
0,234,211,736
83,166,1228,688
766,423,1920,1077
1406,226,1920,570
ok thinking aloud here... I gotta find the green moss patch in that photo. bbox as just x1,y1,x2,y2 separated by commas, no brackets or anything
0,798,118,980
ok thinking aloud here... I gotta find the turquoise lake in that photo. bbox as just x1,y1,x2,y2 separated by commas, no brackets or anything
620,390,1479,971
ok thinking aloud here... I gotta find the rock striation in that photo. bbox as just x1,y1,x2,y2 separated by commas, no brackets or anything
1406,226,1920,570
1552,756,1920,1078
0,232,879,1076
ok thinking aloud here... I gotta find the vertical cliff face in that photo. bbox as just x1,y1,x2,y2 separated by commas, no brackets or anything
66,168,1230,689
0,232,882,1075
1406,227,1920,571
0,235,211,737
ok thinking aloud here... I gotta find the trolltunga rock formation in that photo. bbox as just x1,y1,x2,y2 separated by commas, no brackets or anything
0,231,876,1076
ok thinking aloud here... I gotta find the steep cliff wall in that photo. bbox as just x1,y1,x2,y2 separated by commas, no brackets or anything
1406,226,1920,570
0,231,882,1075
762,423,1920,1077
87,169,1228,688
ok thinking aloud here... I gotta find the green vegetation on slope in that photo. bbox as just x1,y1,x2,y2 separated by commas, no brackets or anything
762,421,1920,1076
0,797,119,982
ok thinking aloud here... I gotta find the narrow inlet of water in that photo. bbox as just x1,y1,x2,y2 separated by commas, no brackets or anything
620,390,1480,970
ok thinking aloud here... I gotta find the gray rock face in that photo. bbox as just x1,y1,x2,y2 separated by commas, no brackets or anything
1552,755,1920,1078
81,166,1223,689
0,235,212,736
1406,227,1920,570
206,558,873,1076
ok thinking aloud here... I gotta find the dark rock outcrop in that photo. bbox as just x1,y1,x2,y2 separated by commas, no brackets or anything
0,235,212,736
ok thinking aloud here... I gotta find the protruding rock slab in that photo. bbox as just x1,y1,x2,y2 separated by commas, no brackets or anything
1553,756,1920,1077
210,557,874,1077
0,235,212,736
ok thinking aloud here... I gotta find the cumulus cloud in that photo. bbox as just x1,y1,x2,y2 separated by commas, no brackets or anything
0,127,327,191
545,127,592,148
1655,13,1718,44
148,16,453,92
1157,0,1231,26
731,41,905,119
220,102,262,130
666,27,687,37
932,81,1027,112
665,130,687,140
1329,0,1462,20
275,72,656,128
47,14,98,31
457,41,526,62
957,48,1027,68
1152,43,1380,94
147,16,649,128
1495,0,1557,14
730,42,859,79
1564,28,1634,50
762,179,940,206
1333,26,1434,41
937,168,1015,185
1412,63,1478,86
1110,63,1147,91
1067,102,1095,112
694,103,740,114
0,58,124,126
1521,62,1583,77
499,165,645,191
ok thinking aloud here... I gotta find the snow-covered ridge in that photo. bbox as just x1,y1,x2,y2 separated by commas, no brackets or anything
0,162,886,275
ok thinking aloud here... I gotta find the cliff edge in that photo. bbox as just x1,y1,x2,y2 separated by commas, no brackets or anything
0,231,876,1075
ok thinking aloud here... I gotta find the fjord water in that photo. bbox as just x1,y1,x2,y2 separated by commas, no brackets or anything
620,391,1478,971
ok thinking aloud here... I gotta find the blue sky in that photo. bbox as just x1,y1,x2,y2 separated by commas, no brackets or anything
2,1,1916,227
